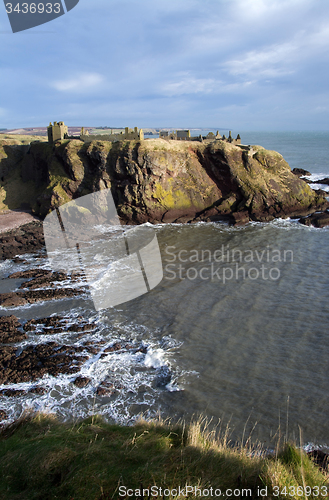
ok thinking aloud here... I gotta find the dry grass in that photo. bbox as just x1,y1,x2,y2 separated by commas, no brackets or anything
0,412,327,499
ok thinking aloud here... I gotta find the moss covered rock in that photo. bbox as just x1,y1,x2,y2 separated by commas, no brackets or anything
0,137,327,224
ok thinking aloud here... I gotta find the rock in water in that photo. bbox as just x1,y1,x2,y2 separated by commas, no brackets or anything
292,168,311,177
299,211,329,228
0,315,27,343
0,221,44,260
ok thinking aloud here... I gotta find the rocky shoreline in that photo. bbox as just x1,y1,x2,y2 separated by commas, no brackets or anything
0,311,144,388
0,266,148,417
0,199,328,266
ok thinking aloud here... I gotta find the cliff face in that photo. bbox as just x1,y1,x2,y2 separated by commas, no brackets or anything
0,137,327,224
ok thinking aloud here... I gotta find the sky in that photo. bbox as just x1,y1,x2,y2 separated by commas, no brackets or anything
1,0,329,131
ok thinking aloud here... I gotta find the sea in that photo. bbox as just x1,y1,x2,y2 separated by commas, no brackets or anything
0,131,328,451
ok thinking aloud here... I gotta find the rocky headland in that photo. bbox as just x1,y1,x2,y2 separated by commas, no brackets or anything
0,136,327,229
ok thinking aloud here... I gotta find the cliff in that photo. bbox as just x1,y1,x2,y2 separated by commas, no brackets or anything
0,136,327,224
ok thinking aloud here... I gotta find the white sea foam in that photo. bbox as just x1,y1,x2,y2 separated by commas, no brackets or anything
309,183,329,192
0,297,188,426
301,173,329,192
144,348,166,368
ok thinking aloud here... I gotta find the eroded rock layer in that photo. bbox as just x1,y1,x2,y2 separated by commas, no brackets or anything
1,137,327,225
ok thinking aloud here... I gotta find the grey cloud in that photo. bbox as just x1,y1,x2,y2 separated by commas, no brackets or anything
1,0,329,130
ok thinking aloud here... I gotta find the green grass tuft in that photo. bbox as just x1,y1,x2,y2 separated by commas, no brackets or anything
0,413,327,499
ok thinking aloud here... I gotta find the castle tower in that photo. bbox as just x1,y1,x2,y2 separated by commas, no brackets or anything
47,121,68,143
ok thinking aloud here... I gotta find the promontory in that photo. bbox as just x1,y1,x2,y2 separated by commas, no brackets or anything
0,136,327,225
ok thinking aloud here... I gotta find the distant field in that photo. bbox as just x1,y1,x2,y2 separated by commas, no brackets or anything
4,127,82,137
3,127,160,137
0,134,47,144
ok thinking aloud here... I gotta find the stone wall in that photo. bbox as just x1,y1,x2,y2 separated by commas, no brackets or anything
176,130,191,140
80,126,144,143
159,129,241,144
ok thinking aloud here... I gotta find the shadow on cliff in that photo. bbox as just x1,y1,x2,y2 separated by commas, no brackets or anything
0,144,49,211
194,145,245,219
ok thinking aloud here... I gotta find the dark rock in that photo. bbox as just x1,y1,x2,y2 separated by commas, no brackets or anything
316,177,329,185
230,211,250,225
313,188,328,197
1,269,85,308
18,271,67,290
43,316,67,327
23,316,96,337
24,315,67,332
8,268,51,280
0,409,7,420
95,387,110,396
299,211,329,228
1,389,25,397
307,450,329,471
23,319,38,331
12,257,28,264
96,382,115,396
0,293,27,307
0,221,44,260
83,344,100,355
29,386,46,395
67,323,96,333
73,376,91,388
0,341,89,385
38,327,64,335
0,315,27,343
137,346,148,354
154,366,171,388
292,168,311,177
104,343,122,353
0,287,83,308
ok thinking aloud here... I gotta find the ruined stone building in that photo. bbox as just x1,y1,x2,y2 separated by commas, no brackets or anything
159,130,193,140
47,121,68,143
80,127,144,143
159,129,241,144
46,121,241,146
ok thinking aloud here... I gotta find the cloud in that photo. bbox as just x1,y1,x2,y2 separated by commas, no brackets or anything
315,106,329,113
160,75,216,96
2,0,329,129
222,21,329,81
223,42,297,78
160,74,256,97
228,0,315,22
51,73,104,92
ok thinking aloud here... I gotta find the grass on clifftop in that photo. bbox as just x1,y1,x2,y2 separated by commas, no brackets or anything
0,413,327,500
0,134,47,145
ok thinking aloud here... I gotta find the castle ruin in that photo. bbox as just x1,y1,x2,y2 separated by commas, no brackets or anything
80,126,144,143
46,121,241,146
47,121,68,143
159,129,241,144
